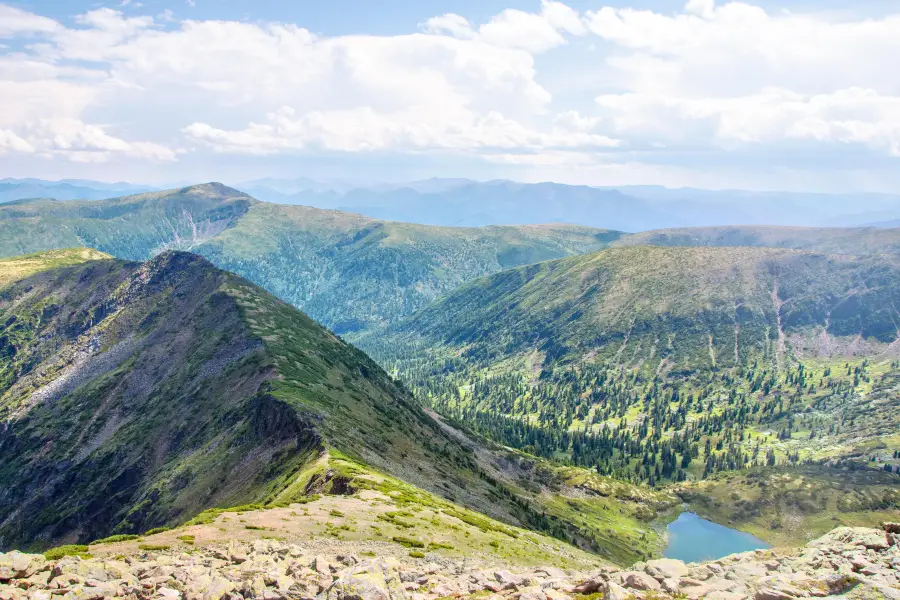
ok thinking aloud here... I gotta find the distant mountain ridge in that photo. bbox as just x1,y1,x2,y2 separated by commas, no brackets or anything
611,225,900,255
0,178,157,204
238,178,900,230
0,183,619,335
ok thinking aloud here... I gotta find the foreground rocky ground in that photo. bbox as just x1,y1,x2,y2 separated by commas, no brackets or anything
2,524,900,600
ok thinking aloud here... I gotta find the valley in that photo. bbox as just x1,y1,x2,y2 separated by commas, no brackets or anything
361,246,900,541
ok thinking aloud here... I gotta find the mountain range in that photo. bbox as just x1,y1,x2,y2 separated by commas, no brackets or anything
0,181,898,565
0,184,618,335
239,178,900,230
0,179,156,204
9,177,899,232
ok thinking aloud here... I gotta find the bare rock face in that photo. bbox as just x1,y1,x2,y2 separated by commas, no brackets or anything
2,523,900,600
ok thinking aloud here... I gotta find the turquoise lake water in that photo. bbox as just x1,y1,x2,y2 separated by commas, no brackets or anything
664,512,771,563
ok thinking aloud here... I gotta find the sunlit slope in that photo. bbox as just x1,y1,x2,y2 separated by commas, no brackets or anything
374,246,900,367
613,225,900,255
0,183,253,259
363,246,900,488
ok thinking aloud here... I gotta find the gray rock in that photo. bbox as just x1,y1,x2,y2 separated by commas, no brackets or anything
494,569,529,590
754,589,793,600
809,527,890,551
0,553,46,582
327,561,406,600
573,577,607,594
645,558,689,580
604,582,631,600
619,570,661,591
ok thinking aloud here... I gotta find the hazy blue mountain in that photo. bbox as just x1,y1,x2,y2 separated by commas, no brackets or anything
235,179,900,231
0,178,157,203
867,218,900,228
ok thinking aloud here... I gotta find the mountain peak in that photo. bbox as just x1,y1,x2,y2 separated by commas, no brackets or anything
175,182,251,199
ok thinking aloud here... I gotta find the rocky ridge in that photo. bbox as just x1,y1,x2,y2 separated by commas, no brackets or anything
2,525,899,600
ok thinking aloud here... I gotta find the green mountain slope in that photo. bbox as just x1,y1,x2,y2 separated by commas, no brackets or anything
0,249,473,548
613,225,900,255
0,249,674,564
193,202,619,334
0,183,253,260
363,246,900,486
0,184,619,334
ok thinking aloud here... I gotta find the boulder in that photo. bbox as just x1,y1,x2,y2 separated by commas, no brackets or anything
494,569,529,590
0,586,26,600
604,582,632,600
661,578,681,594
0,553,46,582
572,578,607,595
645,558,689,580
809,527,889,551
313,556,334,576
326,561,406,600
883,523,900,535
618,570,661,591
515,586,547,600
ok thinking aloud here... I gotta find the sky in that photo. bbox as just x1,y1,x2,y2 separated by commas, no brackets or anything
3,0,900,191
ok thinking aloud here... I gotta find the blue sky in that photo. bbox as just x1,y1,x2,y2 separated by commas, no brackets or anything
2,0,900,191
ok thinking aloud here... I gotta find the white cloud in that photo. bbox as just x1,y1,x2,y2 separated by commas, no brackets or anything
0,5,60,37
422,14,475,40
583,1,900,158
584,1,900,96
595,88,900,155
424,1,586,53
184,105,617,155
0,128,35,154
1,1,900,187
7,118,177,162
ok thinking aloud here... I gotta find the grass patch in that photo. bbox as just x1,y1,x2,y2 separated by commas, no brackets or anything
443,508,519,538
409,551,426,558
428,542,454,550
44,545,91,560
377,511,415,529
91,534,140,545
138,544,171,551
392,536,425,548
144,527,170,536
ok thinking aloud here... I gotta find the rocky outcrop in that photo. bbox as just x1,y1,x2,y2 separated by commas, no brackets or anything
2,524,899,599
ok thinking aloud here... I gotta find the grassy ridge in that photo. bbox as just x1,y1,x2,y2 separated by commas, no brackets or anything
0,249,675,565
0,248,112,286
